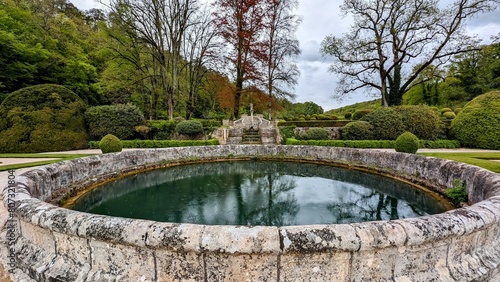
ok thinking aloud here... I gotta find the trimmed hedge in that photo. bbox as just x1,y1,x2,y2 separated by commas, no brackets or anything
89,139,219,149
147,120,177,139
352,109,372,120
85,104,145,140
175,120,204,135
361,108,405,140
341,121,373,140
278,120,350,127
285,138,461,149
303,128,330,140
395,105,441,140
450,91,500,150
0,84,88,153
286,138,394,148
443,111,456,120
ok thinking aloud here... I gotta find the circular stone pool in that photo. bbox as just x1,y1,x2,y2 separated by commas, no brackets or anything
3,145,500,281
71,161,450,225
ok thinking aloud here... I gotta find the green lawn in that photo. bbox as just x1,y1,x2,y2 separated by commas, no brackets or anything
419,152,500,173
0,153,96,171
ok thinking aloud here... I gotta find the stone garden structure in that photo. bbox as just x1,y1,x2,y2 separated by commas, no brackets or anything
1,145,499,281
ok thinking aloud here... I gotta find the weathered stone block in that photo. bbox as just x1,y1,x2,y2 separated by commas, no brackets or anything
155,250,204,281
201,225,280,254
88,240,155,280
280,224,359,252
279,252,350,281
205,253,278,281
393,241,452,281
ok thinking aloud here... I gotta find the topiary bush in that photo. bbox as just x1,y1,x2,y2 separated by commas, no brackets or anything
0,84,88,153
99,134,123,154
148,119,177,139
175,120,204,135
85,104,145,140
361,108,405,140
443,111,456,120
352,109,372,120
394,132,419,154
450,91,500,149
341,121,374,140
395,105,441,140
303,128,330,140
440,108,453,114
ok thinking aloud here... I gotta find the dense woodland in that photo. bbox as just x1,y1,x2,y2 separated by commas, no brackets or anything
0,0,499,119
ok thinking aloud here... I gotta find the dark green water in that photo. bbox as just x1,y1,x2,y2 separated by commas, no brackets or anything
72,161,450,226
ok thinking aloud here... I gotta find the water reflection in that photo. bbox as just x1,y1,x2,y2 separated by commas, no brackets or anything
72,161,450,226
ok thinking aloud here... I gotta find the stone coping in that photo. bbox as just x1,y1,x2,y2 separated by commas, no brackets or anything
3,145,500,280
5,145,500,253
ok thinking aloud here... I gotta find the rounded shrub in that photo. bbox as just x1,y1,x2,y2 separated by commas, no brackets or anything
341,121,374,140
443,111,456,120
148,119,177,139
450,91,500,149
317,114,327,120
352,109,372,120
0,84,88,153
303,128,330,140
440,108,453,115
361,108,405,140
344,112,352,119
85,104,145,140
175,120,204,135
395,105,441,140
394,132,419,154
99,134,123,154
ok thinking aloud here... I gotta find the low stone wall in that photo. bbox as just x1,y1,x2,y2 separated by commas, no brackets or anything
2,145,500,281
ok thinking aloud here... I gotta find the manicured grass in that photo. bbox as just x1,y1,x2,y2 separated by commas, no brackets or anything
418,152,500,173
0,154,95,171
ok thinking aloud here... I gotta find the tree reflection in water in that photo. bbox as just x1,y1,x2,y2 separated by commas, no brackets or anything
72,161,449,226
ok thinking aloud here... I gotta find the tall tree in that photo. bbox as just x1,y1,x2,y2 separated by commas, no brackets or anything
263,0,300,119
101,6,163,119
448,38,500,99
104,0,198,119
0,0,103,104
0,0,49,98
182,6,219,119
213,0,268,118
321,0,500,106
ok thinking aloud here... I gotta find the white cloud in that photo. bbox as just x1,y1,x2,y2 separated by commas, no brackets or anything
71,0,104,11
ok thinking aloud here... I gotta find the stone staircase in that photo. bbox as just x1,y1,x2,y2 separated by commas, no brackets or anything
242,128,261,144
216,114,280,145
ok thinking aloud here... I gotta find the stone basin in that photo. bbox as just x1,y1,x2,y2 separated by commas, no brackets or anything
2,145,500,281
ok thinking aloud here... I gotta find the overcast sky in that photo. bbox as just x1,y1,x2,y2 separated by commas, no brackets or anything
71,0,500,111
